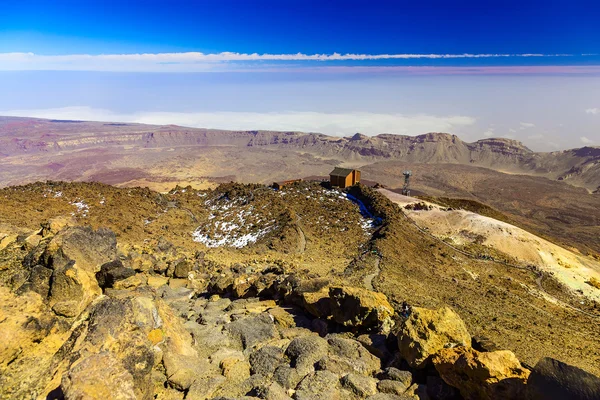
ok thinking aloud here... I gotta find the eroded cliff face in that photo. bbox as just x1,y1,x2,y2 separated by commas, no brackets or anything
1,116,599,190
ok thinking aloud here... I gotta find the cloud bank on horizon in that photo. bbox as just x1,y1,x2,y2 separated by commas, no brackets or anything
0,106,477,137
0,68,598,151
1,104,597,150
1,52,600,72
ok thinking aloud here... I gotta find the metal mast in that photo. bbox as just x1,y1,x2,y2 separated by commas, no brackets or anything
402,170,412,196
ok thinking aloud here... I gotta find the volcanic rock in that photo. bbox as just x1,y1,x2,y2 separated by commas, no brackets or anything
379,368,413,388
294,370,341,400
226,312,280,349
341,372,378,397
249,345,286,377
96,260,135,289
377,380,411,396
432,346,530,400
329,286,394,330
60,353,137,400
397,306,471,369
326,336,381,375
285,336,329,376
526,357,600,400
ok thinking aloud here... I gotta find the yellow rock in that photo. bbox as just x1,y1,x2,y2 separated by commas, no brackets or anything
24,231,42,248
42,215,77,236
301,287,331,318
245,300,277,314
397,306,471,369
220,358,250,382
168,278,188,289
0,233,18,251
113,274,146,290
147,275,169,289
61,353,137,400
329,286,394,330
268,306,296,328
433,346,530,400
148,329,164,345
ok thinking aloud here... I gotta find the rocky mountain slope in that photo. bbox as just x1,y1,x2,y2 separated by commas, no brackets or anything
1,180,599,400
380,189,600,301
360,161,600,256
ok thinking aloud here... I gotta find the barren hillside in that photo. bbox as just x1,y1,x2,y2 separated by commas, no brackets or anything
1,116,599,191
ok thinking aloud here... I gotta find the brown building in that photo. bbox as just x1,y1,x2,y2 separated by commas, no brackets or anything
329,167,361,188
272,179,303,190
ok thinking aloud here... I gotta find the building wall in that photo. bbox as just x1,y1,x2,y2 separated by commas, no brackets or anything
344,174,352,188
329,175,338,187
330,171,360,188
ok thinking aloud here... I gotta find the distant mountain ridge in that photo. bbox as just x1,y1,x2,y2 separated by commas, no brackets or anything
0,116,599,191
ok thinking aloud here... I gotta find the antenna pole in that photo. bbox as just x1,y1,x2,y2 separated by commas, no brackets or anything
402,170,412,196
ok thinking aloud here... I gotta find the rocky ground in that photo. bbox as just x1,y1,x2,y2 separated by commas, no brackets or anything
0,181,599,399
0,223,596,400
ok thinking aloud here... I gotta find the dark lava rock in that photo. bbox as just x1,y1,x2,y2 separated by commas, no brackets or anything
285,336,329,374
173,259,194,279
426,375,461,400
527,357,600,400
295,370,340,400
249,346,286,377
378,368,412,388
96,260,135,289
226,313,279,349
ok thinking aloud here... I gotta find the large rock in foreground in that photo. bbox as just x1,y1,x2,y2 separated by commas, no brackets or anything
61,353,137,400
526,357,600,400
396,306,471,369
22,226,118,317
329,286,394,331
433,346,530,400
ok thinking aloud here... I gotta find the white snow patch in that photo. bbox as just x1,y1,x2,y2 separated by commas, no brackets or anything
192,226,274,248
71,200,89,216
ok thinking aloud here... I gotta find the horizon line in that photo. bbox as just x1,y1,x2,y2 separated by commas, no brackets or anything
1,51,599,73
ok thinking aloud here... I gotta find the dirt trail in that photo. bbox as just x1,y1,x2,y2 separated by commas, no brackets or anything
296,220,306,253
363,257,381,291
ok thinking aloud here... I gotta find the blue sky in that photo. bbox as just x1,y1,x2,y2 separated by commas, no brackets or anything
0,1,599,150
1,0,599,56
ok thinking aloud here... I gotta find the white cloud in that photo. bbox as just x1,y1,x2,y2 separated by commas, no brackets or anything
580,136,593,144
0,51,575,72
0,106,476,137
519,122,535,129
483,129,494,137
527,134,544,140
585,108,599,115
508,128,517,133
548,142,561,149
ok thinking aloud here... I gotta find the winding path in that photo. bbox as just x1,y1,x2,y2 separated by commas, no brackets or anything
363,257,381,291
295,219,306,254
